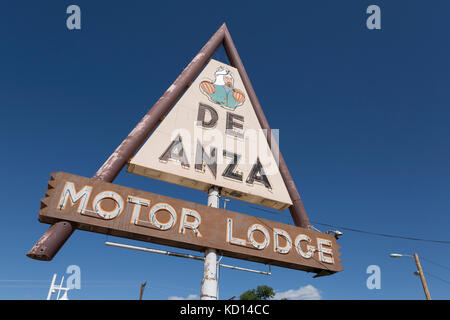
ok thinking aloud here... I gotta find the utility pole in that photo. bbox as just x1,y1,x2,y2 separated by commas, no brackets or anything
413,253,431,300
390,252,432,300
139,281,147,300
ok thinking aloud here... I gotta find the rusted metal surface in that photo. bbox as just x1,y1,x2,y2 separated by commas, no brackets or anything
222,25,311,229
37,172,342,273
27,175,76,260
28,23,313,261
26,221,75,261
27,25,228,261
93,25,227,183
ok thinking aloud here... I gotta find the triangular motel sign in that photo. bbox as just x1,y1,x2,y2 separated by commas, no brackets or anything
28,24,342,278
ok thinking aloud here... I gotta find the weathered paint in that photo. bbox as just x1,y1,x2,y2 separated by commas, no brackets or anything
222,27,311,228
37,172,343,274
27,23,314,262
201,186,220,300
128,59,293,210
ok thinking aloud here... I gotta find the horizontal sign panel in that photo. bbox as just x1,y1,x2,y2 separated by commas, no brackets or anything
39,172,342,274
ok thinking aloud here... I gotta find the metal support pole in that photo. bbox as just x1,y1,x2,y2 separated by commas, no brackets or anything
413,253,431,300
201,186,220,300
219,263,271,276
27,221,75,261
27,23,312,262
26,24,226,261
222,27,311,228
105,241,271,275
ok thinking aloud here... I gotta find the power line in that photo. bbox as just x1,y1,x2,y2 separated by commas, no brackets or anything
244,204,450,287
423,271,450,286
244,204,450,245
422,257,450,272
311,222,450,245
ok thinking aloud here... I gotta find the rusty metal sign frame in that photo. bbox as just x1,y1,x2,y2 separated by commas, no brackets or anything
37,172,341,273
27,23,312,262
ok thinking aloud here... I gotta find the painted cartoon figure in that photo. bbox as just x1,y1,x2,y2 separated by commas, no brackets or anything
200,67,245,111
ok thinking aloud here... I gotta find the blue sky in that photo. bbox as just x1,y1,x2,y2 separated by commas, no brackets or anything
1,0,450,300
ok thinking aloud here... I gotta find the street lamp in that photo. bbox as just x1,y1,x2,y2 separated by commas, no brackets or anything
390,252,431,300
390,253,412,258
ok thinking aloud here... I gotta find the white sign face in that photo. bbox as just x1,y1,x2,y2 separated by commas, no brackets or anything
128,59,292,210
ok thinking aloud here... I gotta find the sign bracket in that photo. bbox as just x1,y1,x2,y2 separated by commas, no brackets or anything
104,241,272,276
